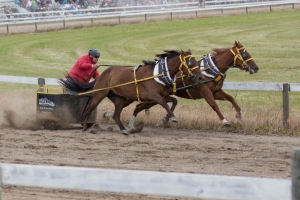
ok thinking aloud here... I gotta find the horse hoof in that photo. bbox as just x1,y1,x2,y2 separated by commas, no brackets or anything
130,122,144,133
223,122,231,126
222,119,231,126
103,112,114,118
161,118,167,126
170,117,178,123
121,129,129,135
236,115,242,121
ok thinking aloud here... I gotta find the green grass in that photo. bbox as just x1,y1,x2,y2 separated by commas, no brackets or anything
1,10,300,134
0,10,300,82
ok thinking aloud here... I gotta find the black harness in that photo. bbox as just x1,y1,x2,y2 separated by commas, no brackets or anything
156,57,175,88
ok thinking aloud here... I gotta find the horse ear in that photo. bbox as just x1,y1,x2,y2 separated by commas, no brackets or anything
187,49,191,53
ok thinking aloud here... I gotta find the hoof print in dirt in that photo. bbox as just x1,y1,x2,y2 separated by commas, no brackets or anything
105,127,113,131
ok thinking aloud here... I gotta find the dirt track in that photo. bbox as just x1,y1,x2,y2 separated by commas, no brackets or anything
0,120,299,199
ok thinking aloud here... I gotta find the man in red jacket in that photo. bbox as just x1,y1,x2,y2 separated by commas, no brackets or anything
68,49,101,83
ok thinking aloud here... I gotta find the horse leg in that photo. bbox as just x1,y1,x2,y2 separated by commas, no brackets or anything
103,99,134,119
129,102,157,130
201,90,230,126
83,91,107,131
107,94,130,135
150,95,178,123
213,90,242,121
161,96,178,127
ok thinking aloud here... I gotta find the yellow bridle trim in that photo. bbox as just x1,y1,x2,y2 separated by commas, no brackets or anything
230,47,253,67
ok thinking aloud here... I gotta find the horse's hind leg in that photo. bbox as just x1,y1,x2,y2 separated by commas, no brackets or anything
103,98,133,118
107,94,129,135
83,91,107,131
161,96,178,127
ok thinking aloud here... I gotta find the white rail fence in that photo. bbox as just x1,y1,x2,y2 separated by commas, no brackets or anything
0,148,300,200
0,74,300,125
0,0,300,33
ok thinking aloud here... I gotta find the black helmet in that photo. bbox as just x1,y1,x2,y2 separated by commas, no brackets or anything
88,49,100,57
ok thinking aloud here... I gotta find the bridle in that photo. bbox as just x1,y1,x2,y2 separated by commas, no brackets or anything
179,54,199,76
230,46,253,71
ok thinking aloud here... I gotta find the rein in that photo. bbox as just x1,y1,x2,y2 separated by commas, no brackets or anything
78,74,164,96
79,54,200,104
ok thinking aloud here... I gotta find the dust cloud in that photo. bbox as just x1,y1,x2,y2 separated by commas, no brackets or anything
0,91,42,130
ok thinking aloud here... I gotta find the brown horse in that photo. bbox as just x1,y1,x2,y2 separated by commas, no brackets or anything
110,41,259,129
60,49,202,134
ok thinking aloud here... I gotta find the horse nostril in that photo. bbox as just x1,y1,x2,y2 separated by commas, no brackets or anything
255,67,259,71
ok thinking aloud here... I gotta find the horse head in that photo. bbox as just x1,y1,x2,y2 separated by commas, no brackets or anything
230,41,259,74
178,49,201,77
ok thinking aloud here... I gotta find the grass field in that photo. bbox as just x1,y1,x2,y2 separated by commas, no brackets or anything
1,10,300,134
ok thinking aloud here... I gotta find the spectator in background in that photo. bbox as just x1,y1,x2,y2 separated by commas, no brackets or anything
14,0,21,6
78,0,84,8
31,0,37,11
84,0,88,8
5,7,13,18
26,0,32,10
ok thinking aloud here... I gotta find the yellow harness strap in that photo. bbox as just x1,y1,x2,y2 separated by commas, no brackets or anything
78,74,163,96
214,73,224,83
133,68,141,103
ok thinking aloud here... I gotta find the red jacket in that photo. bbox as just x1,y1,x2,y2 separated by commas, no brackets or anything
68,54,100,83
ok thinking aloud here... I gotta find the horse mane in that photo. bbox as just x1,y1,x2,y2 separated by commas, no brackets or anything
142,60,156,66
210,47,231,56
155,50,181,59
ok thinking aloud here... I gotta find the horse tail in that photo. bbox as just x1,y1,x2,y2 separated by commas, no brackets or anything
58,77,95,92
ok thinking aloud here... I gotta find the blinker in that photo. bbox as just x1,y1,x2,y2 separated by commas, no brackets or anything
242,52,247,59
187,60,194,68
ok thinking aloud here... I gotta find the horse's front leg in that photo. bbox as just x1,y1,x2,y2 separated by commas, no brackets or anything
213,90,242,121
201,90,230,126
129,102,156,130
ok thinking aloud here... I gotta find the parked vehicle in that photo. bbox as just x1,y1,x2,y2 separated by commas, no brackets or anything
3,6,31,18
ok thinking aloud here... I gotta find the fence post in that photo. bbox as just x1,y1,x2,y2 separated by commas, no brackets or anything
292,148,300,200
38,78,45,92
282,83,290,126
6,24,9,34
0,163,2,200
35,22,37,32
